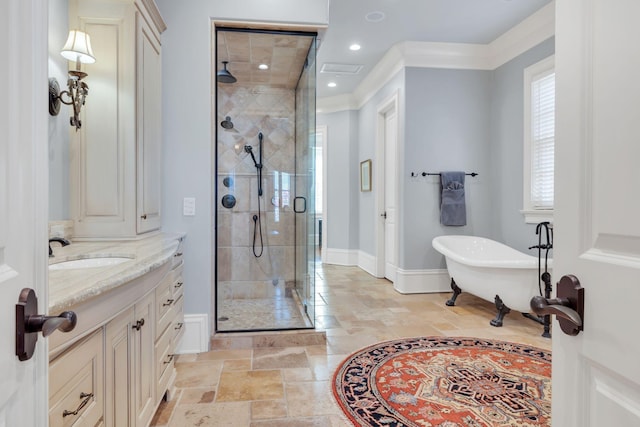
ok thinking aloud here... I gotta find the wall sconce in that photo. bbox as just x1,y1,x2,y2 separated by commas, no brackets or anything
49,30,96,131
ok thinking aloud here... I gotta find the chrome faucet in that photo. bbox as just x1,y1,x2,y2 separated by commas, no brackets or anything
49,237,70,257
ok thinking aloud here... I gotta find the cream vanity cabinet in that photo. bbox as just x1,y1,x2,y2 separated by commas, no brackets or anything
49,245,185,427
104,292,156,427
155,252,184,400
69,0,166,239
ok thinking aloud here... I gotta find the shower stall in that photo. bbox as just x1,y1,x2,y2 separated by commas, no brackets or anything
215,28,317,332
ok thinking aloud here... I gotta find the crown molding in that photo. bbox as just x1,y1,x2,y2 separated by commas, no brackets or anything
317,1,555,113
488,1,555,69
140,0,167,33
351,44,405,109
317,93,358,114
400,41,493,70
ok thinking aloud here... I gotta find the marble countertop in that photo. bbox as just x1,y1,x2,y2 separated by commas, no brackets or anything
48,232,184,314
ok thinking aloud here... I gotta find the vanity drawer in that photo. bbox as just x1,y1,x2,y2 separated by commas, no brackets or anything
172,272,184,301
172,295,185,345
49,330,103,427
155,323,174,399
156,275,174,339
171,239,184,269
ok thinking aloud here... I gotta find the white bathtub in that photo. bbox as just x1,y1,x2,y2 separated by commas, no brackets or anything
432,235,551,325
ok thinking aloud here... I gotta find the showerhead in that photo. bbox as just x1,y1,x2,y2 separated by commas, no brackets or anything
217,61,237,84
221,116,234,129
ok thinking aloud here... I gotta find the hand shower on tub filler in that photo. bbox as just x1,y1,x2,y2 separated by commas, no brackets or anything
528,221,553,338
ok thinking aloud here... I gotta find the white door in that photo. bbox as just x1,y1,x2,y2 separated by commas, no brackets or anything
553,0,640,425
0,0,49,425
375,92,400,280
383,110,398,281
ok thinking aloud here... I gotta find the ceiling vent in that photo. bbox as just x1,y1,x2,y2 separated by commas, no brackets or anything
320,63,363,75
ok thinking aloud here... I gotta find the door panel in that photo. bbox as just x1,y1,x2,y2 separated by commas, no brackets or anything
384,111,398,281
294,36,317,327
0,0,48,424
554,0,640,425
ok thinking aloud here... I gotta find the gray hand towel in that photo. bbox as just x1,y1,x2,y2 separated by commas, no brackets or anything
440,171,466,226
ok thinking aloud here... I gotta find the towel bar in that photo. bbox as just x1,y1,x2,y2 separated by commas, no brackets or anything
410,172,478,177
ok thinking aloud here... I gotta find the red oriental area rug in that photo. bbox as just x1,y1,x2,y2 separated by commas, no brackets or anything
332,337,551,427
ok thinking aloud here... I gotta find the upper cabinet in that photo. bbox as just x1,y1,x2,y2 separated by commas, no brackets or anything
69,0,166,239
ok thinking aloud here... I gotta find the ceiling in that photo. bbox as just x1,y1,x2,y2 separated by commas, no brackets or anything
315,0,552,99
215,0,552,99
217,30,313,89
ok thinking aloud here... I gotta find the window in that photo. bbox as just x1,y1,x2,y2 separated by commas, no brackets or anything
522,55,555,224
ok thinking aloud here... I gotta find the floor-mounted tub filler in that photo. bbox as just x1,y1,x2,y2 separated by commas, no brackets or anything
432,235,552,327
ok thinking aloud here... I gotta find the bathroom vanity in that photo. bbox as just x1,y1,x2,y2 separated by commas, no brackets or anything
47,233,184,427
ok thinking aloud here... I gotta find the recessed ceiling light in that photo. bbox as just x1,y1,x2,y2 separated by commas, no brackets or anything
328,82,337,88
258,64,269,70
349,44,361,51
365,11,385,23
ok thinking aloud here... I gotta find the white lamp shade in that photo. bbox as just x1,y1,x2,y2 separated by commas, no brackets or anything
60,30,96,64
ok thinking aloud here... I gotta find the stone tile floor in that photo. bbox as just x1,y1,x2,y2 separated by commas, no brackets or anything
150,263,552,426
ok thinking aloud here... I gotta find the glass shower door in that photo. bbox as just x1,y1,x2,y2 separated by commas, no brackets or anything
294,36,317,327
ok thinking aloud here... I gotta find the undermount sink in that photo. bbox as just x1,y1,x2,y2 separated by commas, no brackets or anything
49,256,133,270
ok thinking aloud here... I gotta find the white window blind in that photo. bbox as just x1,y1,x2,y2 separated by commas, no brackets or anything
530,71,555,209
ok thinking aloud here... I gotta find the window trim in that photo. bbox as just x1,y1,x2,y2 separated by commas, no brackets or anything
522,55,555,224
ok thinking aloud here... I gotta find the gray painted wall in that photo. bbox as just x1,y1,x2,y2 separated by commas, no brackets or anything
403,67,493,270
156,0,329,320
317,110,360,250
319,38,555,272
357,71,405,256
48,0,70,220
490,37,555,253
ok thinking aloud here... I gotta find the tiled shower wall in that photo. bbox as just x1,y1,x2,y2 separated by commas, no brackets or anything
217,84,296,300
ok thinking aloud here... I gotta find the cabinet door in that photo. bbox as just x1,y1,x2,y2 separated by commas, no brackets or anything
49,331,104,427
133,291,156,427
104,307,134,427
136,12,162,234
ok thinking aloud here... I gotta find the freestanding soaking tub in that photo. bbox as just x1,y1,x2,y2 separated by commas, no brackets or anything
432,235,551,326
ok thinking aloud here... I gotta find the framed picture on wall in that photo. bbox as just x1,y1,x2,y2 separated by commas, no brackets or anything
360,159,372,192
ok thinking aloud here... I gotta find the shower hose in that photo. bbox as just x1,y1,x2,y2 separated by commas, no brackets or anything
251,172,264,258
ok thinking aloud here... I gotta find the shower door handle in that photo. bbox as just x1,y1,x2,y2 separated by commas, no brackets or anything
294,196,307,213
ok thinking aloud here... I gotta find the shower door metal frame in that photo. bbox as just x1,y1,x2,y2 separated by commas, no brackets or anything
213,26,318,333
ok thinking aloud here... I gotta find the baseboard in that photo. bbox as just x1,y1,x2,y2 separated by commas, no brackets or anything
394,269,451,294
357,250,378,277
176,313,210,354
325,248,359,266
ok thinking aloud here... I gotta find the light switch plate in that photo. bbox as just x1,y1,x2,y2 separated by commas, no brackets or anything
183,197,196,216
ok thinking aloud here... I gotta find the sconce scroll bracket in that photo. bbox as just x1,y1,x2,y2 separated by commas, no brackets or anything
49,78,62,116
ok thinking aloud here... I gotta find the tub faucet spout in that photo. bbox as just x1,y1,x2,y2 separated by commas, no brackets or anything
49,237,70,257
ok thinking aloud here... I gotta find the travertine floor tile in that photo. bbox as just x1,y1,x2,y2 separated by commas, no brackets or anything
175,360,223,388
216,370,284,401
284,381,341,417
180,387,216,404
250,400,287,420
170,402,251,426
150,263,552,427
252,347,309,369
250,416,338,426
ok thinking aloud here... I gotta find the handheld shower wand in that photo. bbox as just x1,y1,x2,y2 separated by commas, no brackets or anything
257,132,263,196
245,132,265,257
243,132,264,196
244,145,259,169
